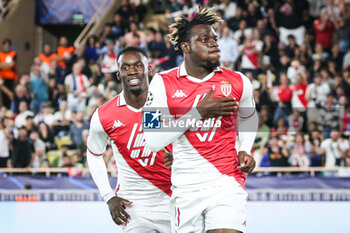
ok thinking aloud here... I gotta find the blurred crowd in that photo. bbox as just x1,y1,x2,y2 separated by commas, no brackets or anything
0,0,11,23
1,0,350,174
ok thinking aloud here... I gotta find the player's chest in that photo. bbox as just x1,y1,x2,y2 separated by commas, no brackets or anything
165,77,241,114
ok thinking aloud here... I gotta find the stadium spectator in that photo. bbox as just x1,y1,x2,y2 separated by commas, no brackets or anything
0,38,17,108
69,111,89,148
115,0,135,23
288,109,304,133
8,126,34,168
332,6,350,53
29,130,47,168
271,73,292,124
10,84,30,115
319,93,341,138
218,26,239,70
123,21,147,47
39,43,57,74
29,64,49,114
33,103,54,127
0,118,10,167
314,9,335,51
265,135,289,167
53,100,71,137
38,122,56,151
25,115,37,136
84,35,99,63
291,73,308,112
14,101,34,128
239,32,262,77
276,0,308,46
318,130,349,169
64,62,89,112
57,36,74,70
289,133,311,167
101,40,118,73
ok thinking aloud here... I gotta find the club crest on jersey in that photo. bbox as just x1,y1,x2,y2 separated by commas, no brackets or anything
112,120,125,128
220,81,232,97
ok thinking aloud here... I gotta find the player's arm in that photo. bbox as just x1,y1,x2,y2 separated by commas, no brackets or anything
143,74,238,152
236,73,258,173
86,110,131,225
143,74,202,152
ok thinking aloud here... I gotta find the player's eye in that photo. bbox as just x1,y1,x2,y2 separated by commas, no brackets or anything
136,64,143,69
122,66,129,71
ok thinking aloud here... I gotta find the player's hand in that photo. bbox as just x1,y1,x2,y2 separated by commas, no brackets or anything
107,196,132,225
237,151,256,173
162,148,173,170
197,85,238,119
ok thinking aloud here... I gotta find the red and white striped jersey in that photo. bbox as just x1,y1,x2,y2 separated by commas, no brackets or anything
145,63,256,189
87,92,171,207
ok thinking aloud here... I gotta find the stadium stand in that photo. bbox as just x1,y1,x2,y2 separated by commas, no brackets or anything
0,0,350,178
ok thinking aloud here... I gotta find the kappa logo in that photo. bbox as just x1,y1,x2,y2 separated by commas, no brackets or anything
112,120,125,128
172,90,187,98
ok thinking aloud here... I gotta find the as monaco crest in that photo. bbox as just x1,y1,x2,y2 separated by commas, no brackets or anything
220,81,232,97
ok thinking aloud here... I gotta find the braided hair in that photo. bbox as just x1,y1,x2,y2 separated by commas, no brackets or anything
168,7,223,52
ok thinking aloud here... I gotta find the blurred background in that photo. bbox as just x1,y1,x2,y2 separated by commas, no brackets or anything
0,0,350,232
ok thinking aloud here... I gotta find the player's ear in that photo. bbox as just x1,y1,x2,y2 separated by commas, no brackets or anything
116,71,120,81
148,65,152,76
181,42,190,54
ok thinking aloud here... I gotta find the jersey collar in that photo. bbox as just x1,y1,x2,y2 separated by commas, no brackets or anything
177,62,223,82
177,62,223,78
116,91,143,112
117,91,126,106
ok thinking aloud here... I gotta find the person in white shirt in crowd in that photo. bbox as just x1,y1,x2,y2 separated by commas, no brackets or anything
287,59,306,85
306,72,330,123
64,62,90,112
0,118,10,167
316,130,349,170
218,26,239,70
101,39,118,74
14,101,34,128
233,19,252,44
34,103,55,128
29,130,47,168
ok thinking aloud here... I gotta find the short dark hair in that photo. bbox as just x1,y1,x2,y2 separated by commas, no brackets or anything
3,38,11,46
117,46,148,62
169,7,223,52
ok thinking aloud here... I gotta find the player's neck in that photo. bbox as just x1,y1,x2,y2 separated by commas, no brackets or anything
184,59,213,79
123,89,147,109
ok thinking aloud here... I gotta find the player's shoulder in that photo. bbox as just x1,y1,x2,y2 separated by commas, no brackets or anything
97,94,121,114
156,67,179,80
220,68,246,82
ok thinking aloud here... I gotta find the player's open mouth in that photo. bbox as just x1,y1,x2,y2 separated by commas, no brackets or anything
128,78,140,86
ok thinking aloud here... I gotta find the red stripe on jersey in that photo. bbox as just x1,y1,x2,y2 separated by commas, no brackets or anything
115,184,120,195
240,109,256,119
177,207,180,227
98,95,172,196
87,147,104,156
160,68,246,188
